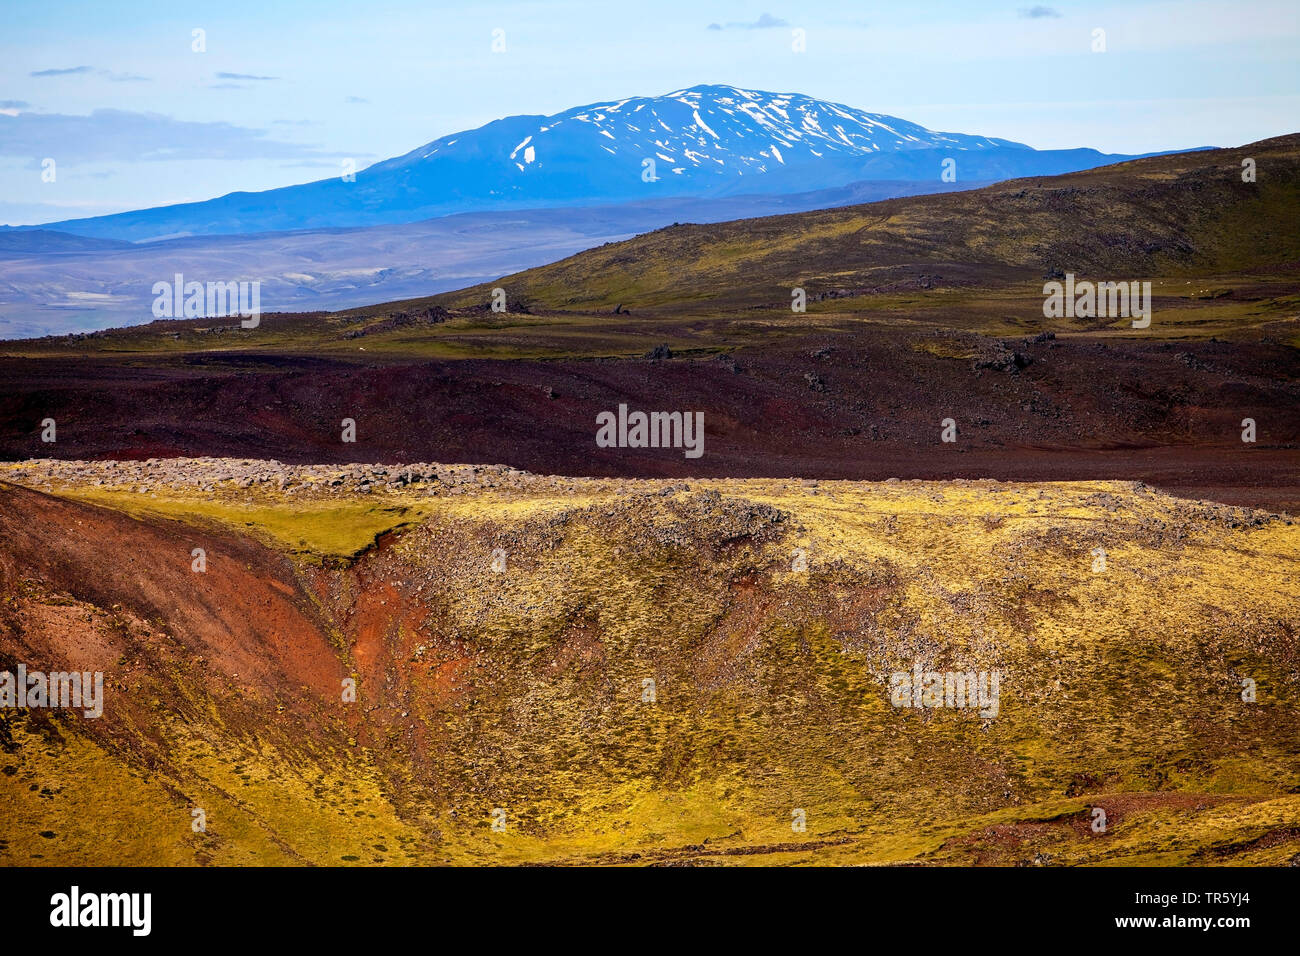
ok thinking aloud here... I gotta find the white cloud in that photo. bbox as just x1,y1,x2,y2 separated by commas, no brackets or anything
0,109,351,165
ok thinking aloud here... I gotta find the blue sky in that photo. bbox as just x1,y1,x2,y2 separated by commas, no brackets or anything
2,0,1297,225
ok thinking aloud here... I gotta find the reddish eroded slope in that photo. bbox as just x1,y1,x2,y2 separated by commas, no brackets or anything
297,526,484,798
0,482,345,709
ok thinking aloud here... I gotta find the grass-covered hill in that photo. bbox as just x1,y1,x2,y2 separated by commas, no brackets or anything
432,134,1300,313
2,462,1297,865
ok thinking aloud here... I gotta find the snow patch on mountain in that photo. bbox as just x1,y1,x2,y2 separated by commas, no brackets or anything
382,83,1026,187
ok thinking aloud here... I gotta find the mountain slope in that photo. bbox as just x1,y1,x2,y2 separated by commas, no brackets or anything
434,134,1300,312
7,85,1145,242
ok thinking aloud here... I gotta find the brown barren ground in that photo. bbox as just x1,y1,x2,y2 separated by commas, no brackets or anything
1,327,1296,511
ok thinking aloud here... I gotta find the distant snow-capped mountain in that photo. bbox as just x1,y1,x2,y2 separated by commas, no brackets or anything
8,84,1140,241
381,84,1026,184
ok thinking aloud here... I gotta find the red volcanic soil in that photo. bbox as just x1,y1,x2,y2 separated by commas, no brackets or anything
1,328,1297,511
0,482,345,707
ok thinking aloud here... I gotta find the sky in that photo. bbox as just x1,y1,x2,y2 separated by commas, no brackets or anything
2,0,1297,225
